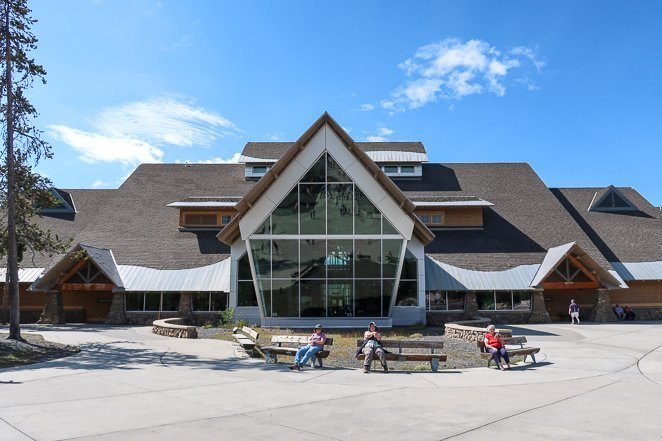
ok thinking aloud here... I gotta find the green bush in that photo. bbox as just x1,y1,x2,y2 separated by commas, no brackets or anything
218,307,236,328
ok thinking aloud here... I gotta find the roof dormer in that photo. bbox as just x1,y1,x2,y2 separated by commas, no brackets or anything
167,197,240,231
588,186,637,212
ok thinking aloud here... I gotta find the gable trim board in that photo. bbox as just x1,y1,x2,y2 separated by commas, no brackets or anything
218,112,434,246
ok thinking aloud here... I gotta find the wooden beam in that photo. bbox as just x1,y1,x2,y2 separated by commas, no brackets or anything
56,258,89,285
541,281,598,290
59,283,115,291
566,253,599,283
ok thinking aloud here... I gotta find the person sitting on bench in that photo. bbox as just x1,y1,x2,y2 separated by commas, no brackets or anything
288,324,326,371
484,325,511,371
624,305,636,321
358,321,388,373
613,304,626,320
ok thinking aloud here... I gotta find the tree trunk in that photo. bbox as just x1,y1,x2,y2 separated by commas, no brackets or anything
4,2,22,341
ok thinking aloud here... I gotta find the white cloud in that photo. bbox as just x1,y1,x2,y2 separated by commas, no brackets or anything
91,180,110,188
50,97,241,166
386,38,543,110
364,125,394,142
358,103,375,111
377,127,394,136
49,125,164,165
93,97,241,147
187,152,242,164
364,136,388,142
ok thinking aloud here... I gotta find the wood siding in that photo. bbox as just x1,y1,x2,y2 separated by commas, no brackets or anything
414,207,483,227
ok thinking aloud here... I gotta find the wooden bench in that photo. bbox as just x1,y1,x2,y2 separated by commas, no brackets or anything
477,336,540,368
355,340,447,372
232,326,259,354
262,336,334,368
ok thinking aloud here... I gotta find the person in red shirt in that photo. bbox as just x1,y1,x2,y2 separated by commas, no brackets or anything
484,324,511,371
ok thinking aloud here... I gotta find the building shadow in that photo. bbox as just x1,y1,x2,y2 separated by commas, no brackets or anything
395,164,462,192
426,208,545,254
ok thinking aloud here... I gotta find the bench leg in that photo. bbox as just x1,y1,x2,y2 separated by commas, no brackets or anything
264,351,277,364
430,359,439,372
530,353,536,364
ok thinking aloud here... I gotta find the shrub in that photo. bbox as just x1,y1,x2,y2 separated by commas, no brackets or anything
218,307,236,328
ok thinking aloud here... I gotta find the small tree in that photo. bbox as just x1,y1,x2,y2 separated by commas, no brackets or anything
1,0,69,340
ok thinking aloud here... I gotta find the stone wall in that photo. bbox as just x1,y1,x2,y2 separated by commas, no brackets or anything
444,320,512,342
152,318,198,339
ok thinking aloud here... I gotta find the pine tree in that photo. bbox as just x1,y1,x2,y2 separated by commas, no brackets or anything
1,0,69,340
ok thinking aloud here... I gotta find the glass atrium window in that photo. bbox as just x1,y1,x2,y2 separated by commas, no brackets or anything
247,152,406,318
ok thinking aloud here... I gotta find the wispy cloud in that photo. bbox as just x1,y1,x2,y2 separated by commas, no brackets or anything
357,103,375,112
49,125,164,165
176,152,242,164
91,180,110,188
49,97,241,165
364,125,394,142
93,97,241,146
384,38,544,111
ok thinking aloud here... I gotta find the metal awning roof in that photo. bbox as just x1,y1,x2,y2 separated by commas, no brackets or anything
530,242,623,289
413,199,494,207
425,256,539,291
365,151,428,163
117,258,230,292
0,267,45,283
167,201,237,208
610,261,662,281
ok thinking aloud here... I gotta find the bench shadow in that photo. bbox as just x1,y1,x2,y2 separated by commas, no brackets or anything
508,361,553,371
505,326,558,337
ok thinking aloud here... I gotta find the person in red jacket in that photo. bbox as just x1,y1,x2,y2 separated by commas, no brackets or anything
484,324,511,371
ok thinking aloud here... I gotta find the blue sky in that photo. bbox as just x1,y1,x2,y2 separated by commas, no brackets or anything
28,1,662,206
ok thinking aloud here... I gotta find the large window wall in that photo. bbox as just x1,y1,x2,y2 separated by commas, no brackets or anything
477,291,532,311
247,152,406,319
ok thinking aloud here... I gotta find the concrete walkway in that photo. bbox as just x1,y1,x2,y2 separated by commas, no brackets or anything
1,322,661,441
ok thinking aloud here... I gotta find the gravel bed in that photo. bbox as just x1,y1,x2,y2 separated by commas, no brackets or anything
198,326,499,370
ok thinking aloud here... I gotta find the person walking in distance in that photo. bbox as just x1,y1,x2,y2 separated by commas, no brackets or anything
569,299,580,324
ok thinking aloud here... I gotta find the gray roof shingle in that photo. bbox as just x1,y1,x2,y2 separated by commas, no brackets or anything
241,141,426,160
552,187,662,263
398,163,612,271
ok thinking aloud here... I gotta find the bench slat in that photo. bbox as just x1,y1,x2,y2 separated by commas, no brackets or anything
355,339,443,349
356,353,448,362
271,336,334,346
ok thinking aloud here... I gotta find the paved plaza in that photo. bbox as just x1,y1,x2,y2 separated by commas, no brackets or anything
1,323,661,441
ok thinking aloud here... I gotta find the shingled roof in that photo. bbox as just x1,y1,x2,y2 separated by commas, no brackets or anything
241,141,426,160
399,163,612,271
29,164,257,270
551,187,662,263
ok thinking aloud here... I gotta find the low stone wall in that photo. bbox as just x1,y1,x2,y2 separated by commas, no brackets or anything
444,318,512,342
152,318,198,339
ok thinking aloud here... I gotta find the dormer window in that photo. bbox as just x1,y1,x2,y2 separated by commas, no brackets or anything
245,164,271,180
380,164,422,178
418,211,444,226
40,188,76,214
179,210,235,230
589,186,637,212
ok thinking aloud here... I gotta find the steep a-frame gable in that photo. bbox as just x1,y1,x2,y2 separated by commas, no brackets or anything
218,113,434,245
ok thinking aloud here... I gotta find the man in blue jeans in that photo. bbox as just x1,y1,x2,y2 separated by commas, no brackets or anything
289,324,327,371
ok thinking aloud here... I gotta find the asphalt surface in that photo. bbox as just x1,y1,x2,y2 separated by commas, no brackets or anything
1,322,661,441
